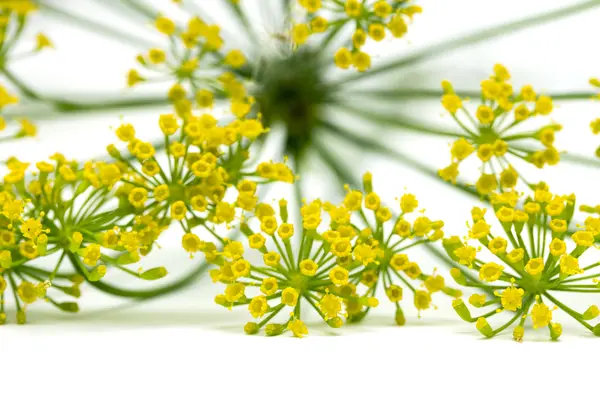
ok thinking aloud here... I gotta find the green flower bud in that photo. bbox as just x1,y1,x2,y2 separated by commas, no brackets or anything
583,305,599,320
550,323,562,341
107,144,122,159
140,267,168,280
327,316,343,328
17,310,27,325
513,325,525,341
359,296,379,308
70,232,83,252
244,322,259,335
362,172,373,193
89,265,107,282
279,199,288,223
214,294,227,306
0,250,12,269
593,323,600,337
476,317,494,337
452,298,473,322
443,236,464,263
56,302,79,313
395,307,406,326
66,285,81,298
37,234,48,256
53,284,81,298
443,286,462,298
564,198,576,225
347,310,368,324
117,252,141,265
265,323,284,336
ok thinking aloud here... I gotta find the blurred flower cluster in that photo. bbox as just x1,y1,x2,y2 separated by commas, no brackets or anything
1,0,54,141
439,65,561,194
296,0,421,72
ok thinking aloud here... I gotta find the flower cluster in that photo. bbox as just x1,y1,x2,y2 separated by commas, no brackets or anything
209,198,379,337
1,155,168,324
1,1,53,141
590,77,600,157
338,172,460,324
439,65,561,195
208,171,461,337
445,188,600,340
108,110,293,259
128,13,252,117
296,0,422,72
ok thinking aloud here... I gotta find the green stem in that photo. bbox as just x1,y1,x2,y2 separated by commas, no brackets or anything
88,260,210,300
316,119,481,201
342,88,598,102
333,102,461,138
39,2,152,48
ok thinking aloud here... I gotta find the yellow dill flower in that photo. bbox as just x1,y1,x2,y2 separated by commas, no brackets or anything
445,189,600,340
35,33,53,50
287,318,308,338
499,286,525,311
319,293,343,320
294,0,421,71
479,263,504,282
128,12,262,112
292,23,310,45
439,66,561,194
531,302,553,329
0,155,168,323
209,197,377,336
106,108,292,262
331,172,459,324
248,295,268,318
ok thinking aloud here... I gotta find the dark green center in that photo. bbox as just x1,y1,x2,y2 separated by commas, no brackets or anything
255,48,328,159
476,126,498,144
290,273,309,292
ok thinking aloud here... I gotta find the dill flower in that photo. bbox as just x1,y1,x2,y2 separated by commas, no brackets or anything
210,198,378,337
296,0,422,71
108,109,293,259
0,155,168,324
127,13,248,111
439,65,561,194
337,172,460,324
0,1,53,141
445,187,600,340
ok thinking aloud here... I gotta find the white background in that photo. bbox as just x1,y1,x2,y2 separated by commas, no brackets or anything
2,0,600,419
